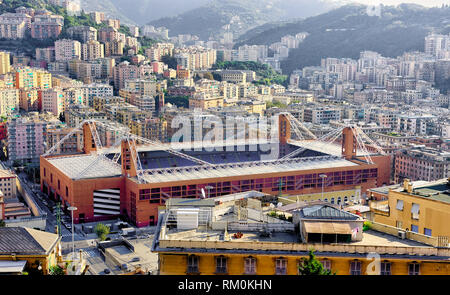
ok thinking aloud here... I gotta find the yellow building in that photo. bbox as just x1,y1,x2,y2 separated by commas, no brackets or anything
371,178,450,242
0,227,62,275
238,100,267,116
13,67,52,89
93,95,124,111
189,95,224,110
153,194,450,275
0,51,11,75
129,117,167,142
36,70,52,89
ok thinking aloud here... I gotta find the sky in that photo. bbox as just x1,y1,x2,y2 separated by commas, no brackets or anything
335,0,449,6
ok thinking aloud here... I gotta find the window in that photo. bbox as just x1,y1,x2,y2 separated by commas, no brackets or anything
396,221,403,229
244,257,256,274
275,258,287,275
350,261,361,275
411,203,420,220
381,262,391,275
321,260,331,271
330,198,335,204
411,224,419,233
187,255,199,274
337,197,342,205
424,228,432,236
396,199,404,211
324,198,328,203
215,256,227,274
409,263,420,275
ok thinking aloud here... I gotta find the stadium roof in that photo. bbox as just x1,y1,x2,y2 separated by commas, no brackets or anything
141,156,358,184
46,154,122,179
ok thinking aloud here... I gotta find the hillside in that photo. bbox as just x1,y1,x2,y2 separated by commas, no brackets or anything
147,0,337,40
235,4,450,75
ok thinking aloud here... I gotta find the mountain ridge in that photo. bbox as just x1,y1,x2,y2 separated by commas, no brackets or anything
234,4,450,75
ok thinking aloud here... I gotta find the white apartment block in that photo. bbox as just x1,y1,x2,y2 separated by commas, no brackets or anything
55,39,81,62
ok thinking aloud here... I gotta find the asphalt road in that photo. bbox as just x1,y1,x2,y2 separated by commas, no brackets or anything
17,172,159,275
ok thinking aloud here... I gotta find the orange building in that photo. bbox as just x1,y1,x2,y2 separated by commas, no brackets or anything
40,119,390,227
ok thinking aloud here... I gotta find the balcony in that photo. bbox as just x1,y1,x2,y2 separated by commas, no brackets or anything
369,200,390,216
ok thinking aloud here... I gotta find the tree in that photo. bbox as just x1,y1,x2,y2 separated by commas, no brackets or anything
58,112,65,123
95,223,110,241
0,220,5,227
161,55,178,70
203,72,214,80
298,249,334,275
49,265,65,275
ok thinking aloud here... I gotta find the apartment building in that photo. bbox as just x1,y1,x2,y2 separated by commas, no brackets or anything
0,88,19,116
394,147,450,183
66,26,97,43
81,40,105,61
81,83,113,107
113,62,139,90
18,88,39,111
13,67,52,90
0,51,11,75
98,26,119,43
303,107,341,124
30,14,64,39
129,117,167,142
0,13,32,39
65,104,107,128
41,87,65,117
0,168,17,199
153,195,450,275
371,178,450,241
145,43,174,61
54,39,81,62
89,11,105,24
46,125,83,155
124,79,158,97
35,47,55,63
7,113,57,166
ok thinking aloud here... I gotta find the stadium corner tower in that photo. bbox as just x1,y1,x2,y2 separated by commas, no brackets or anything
40,115,390,227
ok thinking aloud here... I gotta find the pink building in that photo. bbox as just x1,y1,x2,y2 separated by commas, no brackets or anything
151,61,164,74
7,115,49,165
41,88,65,117
113,62,139,90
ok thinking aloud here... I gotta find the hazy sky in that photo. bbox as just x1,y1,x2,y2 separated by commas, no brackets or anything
336,0,449,6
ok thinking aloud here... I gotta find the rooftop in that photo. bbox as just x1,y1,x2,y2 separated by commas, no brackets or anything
141,156,358,184
410,181,450,204
297,204,361,220
46,154,122,180
0,227,60,256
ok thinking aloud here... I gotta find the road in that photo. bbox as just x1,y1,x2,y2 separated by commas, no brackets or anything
17,172,84,242
17,171,159,275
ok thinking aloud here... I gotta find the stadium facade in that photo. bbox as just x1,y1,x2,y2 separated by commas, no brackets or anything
40,116,390,227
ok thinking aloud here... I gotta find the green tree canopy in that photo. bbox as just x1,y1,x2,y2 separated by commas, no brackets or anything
298,249,335,275
94,223,110,241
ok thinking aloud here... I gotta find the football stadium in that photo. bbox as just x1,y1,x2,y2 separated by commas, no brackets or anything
40,114,390,227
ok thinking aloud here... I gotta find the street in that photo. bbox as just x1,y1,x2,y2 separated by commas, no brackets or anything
16,171,159,275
